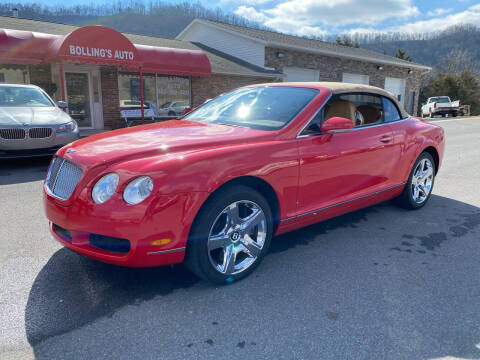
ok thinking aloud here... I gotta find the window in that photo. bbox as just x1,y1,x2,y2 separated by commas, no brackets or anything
302,92,386,135
382,97,402,122
0,85,53,107
184,86,318,131
428,96,451,103
0,65,28,84
118,73,156,108
156,76,190,116
118,73,191,117
326,93,383,127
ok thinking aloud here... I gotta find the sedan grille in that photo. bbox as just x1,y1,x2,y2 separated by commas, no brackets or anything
0,128,26,140
29,127,53,139
45,157,82,200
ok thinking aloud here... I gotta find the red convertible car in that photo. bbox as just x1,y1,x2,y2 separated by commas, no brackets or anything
44,82,444,284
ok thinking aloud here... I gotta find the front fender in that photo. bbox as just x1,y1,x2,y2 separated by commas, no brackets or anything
112,140,300,221
406,123,445,180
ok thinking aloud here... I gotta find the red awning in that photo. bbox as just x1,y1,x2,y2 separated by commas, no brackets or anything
45,26,141,69
0,29,57,64
136,44,210,77
0,26,211,76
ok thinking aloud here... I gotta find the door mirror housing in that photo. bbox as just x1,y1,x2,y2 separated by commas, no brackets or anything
57,101,68,109
320,116,354,133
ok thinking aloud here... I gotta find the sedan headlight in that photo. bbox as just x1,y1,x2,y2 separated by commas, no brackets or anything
123,176,154,205
92,173,119,204
57,121,78,133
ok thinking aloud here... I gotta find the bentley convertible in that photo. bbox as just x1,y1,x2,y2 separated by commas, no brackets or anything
44,82,445,284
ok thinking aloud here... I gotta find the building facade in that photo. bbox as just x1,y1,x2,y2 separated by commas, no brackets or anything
0,16,279,131
178,19,431,115
0,16,431,132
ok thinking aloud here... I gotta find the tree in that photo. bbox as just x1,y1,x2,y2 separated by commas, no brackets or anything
440,49,480,75
395,48,412,61
335,35,359,48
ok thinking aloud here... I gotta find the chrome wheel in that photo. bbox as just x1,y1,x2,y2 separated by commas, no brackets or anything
411,158,434,204
207,200,267,276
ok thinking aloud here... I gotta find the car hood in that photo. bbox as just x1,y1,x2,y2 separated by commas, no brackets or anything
61,120,274,167
0,107,72,126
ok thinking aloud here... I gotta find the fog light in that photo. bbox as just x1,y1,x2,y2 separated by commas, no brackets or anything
151,238,172,246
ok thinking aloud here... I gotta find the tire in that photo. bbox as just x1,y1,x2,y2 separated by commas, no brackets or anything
394,152,435,209
185,185,273,285
429,110,434,118
453,112,457,117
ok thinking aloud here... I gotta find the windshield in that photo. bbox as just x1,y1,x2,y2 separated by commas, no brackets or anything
0,86,54,107
184,86,319,130
430,96,451,103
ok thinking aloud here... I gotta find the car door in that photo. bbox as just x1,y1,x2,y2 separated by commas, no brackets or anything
296,93,397,216
381,95,411,185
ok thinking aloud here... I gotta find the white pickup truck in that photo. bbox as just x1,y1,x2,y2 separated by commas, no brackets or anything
421,96,460,118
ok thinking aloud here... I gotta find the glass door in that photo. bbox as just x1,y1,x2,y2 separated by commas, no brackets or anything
65,72,93,128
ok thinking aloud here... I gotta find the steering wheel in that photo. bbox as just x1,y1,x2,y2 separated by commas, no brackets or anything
354,110,364,126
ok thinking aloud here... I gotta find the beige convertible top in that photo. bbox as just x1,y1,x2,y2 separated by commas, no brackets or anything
277,82,409,118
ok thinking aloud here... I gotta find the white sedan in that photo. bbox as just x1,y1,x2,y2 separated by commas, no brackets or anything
0,84,79,158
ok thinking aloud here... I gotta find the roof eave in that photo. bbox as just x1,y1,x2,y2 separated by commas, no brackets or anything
176,19,267,46
266,41,431,71
211,70,283,79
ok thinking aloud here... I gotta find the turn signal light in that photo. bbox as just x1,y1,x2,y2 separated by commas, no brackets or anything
151,238,172,246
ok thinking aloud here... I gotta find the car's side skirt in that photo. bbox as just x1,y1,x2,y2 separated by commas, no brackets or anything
275,183,405,235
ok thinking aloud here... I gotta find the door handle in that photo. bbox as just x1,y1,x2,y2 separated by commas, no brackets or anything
380,136,393,143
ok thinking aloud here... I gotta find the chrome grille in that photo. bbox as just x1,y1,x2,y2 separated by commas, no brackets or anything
0,128,26,140
45,157,82,200
29,127,53,139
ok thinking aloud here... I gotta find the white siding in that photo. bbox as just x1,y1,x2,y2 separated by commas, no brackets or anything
342,73,369,85
180,22,265,68
385,77,406,106
283,67,319,82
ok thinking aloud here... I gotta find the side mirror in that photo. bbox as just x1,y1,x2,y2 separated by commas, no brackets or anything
320,116,354,133
57,101,68,109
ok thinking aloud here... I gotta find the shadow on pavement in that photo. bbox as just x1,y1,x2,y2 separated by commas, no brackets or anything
0,157,52,185
25,251,199,346
25,194,480,359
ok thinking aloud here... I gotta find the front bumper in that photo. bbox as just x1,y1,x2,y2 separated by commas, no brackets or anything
44,187,207,267
0,131,79,158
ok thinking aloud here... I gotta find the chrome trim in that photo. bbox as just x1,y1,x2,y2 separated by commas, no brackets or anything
296,91,333,138
327,128,354,134
44,157,82,201
147,247,186,255
348,117,409,131
0,128,26,140
280,183,406,223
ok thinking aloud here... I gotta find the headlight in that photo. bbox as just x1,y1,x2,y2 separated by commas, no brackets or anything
123,176,154,205
57,121,78,133
92,173,119,204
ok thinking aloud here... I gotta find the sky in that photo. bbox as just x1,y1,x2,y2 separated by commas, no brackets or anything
8,0,480,36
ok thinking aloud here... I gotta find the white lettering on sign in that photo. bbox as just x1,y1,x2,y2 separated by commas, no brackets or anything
68,45,134,60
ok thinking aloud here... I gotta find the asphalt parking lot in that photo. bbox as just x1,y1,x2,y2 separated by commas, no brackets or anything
1,116,479,360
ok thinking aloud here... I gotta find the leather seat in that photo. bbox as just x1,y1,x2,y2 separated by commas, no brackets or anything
357,105,381,125
324,100,357,125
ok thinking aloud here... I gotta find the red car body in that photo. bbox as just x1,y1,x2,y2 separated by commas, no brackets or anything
44,83,445,267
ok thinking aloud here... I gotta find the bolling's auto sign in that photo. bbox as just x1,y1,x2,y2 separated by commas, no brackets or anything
69,45,135,60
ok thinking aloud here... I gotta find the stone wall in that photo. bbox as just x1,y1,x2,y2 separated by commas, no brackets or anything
265,47,423,115
191,74,278,107
100,66,121,129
